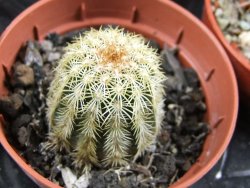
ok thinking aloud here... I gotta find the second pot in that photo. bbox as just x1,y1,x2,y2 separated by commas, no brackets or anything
203,0,250,105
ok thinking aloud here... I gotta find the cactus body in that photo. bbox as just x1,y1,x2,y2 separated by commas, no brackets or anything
47,27,166,171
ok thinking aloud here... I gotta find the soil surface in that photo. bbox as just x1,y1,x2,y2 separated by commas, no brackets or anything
0,27,209,188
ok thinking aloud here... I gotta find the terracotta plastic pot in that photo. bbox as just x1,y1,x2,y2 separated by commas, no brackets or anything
0,0,238,187
203,0,250,104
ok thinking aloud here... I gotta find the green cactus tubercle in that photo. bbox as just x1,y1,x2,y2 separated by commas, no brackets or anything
46,27,166,172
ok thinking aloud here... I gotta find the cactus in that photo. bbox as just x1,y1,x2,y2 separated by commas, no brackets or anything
46,27,166,172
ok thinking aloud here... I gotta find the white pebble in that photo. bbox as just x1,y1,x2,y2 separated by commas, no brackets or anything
215,8,224,17
217,18,229,30
40,40,53,51
239,21,250,31
239,31,250,47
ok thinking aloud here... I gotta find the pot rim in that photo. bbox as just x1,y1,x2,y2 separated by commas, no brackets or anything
0,0,238,188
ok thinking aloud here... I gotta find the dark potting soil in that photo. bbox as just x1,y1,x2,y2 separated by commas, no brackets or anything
0,28,209,188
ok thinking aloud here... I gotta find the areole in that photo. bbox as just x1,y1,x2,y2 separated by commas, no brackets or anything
0,0,238,187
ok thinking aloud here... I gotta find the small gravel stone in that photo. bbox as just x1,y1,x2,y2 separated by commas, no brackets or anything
12,114,32,129
13,64,34,86
182,159,192,172
24,41,43,66
244,12,250,22
17,126,28,146
217,17,230,30
153,155,176,178
40,40,53,51
0,94,23,118
23,90,33,107
242,48,250,59
240,20,250,31
239,31,250,47
183,68,199,87
119,174,137,188
215,8,223,17
225,34,232,42
47,52,61,62
158,129,170,145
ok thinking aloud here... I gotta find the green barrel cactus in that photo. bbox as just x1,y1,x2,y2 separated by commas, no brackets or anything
46,27,166,172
